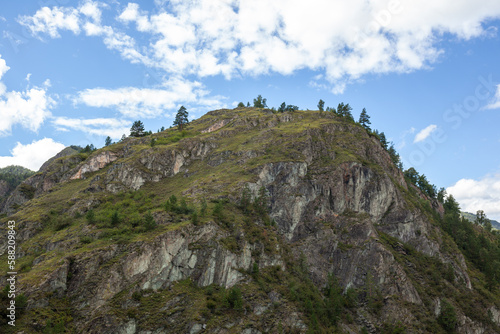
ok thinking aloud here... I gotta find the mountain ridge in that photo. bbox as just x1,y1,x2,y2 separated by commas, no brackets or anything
0,107,499,333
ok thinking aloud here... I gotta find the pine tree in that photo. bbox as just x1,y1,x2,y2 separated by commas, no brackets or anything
237,102,245,108
130,120,146,137
253,95,267,108
240,185,252,213
173,106,189,130
358,108,371,131
318,99,325,112
337,103,354,122
278,102,286,113
105,136,112,146
379,132,388,149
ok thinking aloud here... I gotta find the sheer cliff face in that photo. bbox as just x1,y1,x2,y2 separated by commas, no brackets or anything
0,108,494,333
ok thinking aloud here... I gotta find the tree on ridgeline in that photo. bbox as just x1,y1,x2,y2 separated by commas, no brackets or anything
105,136,112,147
318,99,325,112
336,102,354,122
130,120,146,137
173,106,189,131
404,167,419,184
278,102,286,113
253,95,267,108
379,132,388,149
359,108,371,131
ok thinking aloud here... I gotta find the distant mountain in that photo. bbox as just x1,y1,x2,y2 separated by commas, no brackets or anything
461,211,500,229
0,165,35,211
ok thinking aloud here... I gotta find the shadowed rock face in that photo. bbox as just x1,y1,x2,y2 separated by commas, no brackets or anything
0,109,491,333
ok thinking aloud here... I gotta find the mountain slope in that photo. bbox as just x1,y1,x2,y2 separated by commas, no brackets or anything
1,107,499,333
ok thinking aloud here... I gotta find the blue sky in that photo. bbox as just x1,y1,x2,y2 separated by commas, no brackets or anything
0,0,500,219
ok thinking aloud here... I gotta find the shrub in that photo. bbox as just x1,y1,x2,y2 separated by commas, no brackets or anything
144,212,156,231
212,201,224,221
200,199,207,216
52,217,70,231
80,236,93,244
226,287,243,310
191,212,199,225
164,195,178,212
111,210,120,226
438,299,457,332
18,183,36,199
85,210,95,224
132,291,142,301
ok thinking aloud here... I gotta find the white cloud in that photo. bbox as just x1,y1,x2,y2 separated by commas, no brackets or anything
0,88,54,136
0,54,9,80
18,6,81,38
447,173,500,221
484,84,500,110
414,124,437,143
0,55,54,136
0,138,66,171
53,117,130,139
18,1,500,93
74,77,226,118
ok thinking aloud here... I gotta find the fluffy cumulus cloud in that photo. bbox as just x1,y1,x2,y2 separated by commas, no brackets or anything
18,0,500,93
414,124,437,143
484,85,500,110
0,55,54,137
447,174,500,221
0,138,66,171
53,117,131,139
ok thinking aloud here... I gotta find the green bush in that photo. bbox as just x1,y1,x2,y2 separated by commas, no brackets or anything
144,212,157,231
80,236,93,244
111,210,120,226
226,287,243,310
18,183,36,199
438,299,457,332
132,291,142,301
191,212,199,225
200,199,207,216
85,209,95,224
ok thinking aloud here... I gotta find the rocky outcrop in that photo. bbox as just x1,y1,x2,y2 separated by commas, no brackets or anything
201,119,230,133
71,151,118,180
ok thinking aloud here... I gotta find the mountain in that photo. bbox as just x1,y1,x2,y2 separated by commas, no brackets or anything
0,165,35,212
1,107,500,333
461,211,500,230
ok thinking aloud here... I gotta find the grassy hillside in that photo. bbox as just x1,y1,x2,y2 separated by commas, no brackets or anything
1,107,500,333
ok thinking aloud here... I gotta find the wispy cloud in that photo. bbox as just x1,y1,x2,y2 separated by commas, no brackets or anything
484,84,500,110
414,124,437,143
52,117,130,140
